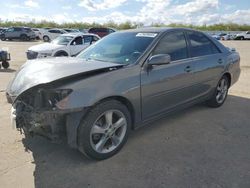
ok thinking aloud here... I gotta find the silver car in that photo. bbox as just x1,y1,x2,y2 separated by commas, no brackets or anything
6,28,240,160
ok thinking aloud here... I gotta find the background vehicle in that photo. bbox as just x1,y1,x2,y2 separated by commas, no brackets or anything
0,27,36,41
7,28,240,160
235,31,250,40
26,33,100,59
221,34,235,40
211,33,227,40
42,28,67,42
63,28,80,33
88,27,116,37
32,28,43,40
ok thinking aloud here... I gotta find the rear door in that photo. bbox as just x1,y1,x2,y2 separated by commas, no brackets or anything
185,30,224,97
141,31,197,119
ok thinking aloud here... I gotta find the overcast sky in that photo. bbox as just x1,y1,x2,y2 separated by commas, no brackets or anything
0,0,250,25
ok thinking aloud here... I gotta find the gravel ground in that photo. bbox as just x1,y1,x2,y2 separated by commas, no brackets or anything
0,40,250,188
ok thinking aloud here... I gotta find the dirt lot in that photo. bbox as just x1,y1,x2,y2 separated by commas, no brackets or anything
0,40,250,188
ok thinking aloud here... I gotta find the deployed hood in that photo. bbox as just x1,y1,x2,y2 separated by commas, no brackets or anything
7,57,122,97
28,43,64,52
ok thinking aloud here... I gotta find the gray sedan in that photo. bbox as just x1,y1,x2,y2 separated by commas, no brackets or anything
6,28,240,160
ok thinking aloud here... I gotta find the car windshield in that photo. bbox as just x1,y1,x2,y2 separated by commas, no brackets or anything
51,36,73,45
77,32,157,65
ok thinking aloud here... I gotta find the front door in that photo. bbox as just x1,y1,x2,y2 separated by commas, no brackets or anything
141,31,197,119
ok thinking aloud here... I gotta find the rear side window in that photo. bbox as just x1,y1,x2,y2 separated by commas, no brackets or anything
14,28,22,31
24,28,31,32
152,31,188,61
187,31,220,57
49,30,60,33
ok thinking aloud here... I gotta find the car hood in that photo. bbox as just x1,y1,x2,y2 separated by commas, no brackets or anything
7,57,122,98
236,32,245,36
28,43,64,52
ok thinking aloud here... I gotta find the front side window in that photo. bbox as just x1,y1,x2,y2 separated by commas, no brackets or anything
77,32,157,65
187,31,220,57
51,36,73,45
152,31,188,61
71,36,83,45
7,28,14,32
49,30,56,33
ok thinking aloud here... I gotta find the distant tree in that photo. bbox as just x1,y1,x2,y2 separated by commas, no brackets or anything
0,20,250,31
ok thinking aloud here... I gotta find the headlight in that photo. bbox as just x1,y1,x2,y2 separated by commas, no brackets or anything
39,89,72,109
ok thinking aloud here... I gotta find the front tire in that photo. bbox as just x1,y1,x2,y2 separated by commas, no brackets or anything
1,35,6,41
78,100,131,160
207,76,229,108
54,51,68,57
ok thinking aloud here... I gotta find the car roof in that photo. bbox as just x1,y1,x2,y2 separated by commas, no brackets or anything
61,32,100,38
119,27,202,34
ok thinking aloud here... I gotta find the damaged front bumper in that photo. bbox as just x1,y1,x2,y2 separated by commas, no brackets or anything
11,100,87,149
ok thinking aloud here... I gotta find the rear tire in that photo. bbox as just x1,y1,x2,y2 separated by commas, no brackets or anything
43,36,50,42
20,34,28,41
78,100,131,160
207,76,229,108
240,36,244,40
2,61,9,69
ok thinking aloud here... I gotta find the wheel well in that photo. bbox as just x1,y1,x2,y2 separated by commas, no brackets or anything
223,72,231,87
97,96,135,129
54,51,68,56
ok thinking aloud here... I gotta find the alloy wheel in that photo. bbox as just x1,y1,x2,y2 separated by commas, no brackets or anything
216,78,228,104
90,110,127,154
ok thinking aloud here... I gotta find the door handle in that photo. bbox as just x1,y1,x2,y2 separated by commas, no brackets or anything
218,59,223,64
184,66,192,72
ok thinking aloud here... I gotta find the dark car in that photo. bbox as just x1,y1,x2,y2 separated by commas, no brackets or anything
0,27,36,41
6,28,240,160
88,27,116,37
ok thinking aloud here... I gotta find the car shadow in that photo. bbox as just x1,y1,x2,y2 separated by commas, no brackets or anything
1,39,40,42
21,95,250,188
0,68,16,73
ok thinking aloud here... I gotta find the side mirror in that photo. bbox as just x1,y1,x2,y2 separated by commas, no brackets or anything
148,54,171,66
73,41,76,46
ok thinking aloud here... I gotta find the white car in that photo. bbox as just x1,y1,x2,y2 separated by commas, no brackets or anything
26,33,100,59
32,28,43,40
235,31,250,40
221,34,235,40
42,28,67,42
